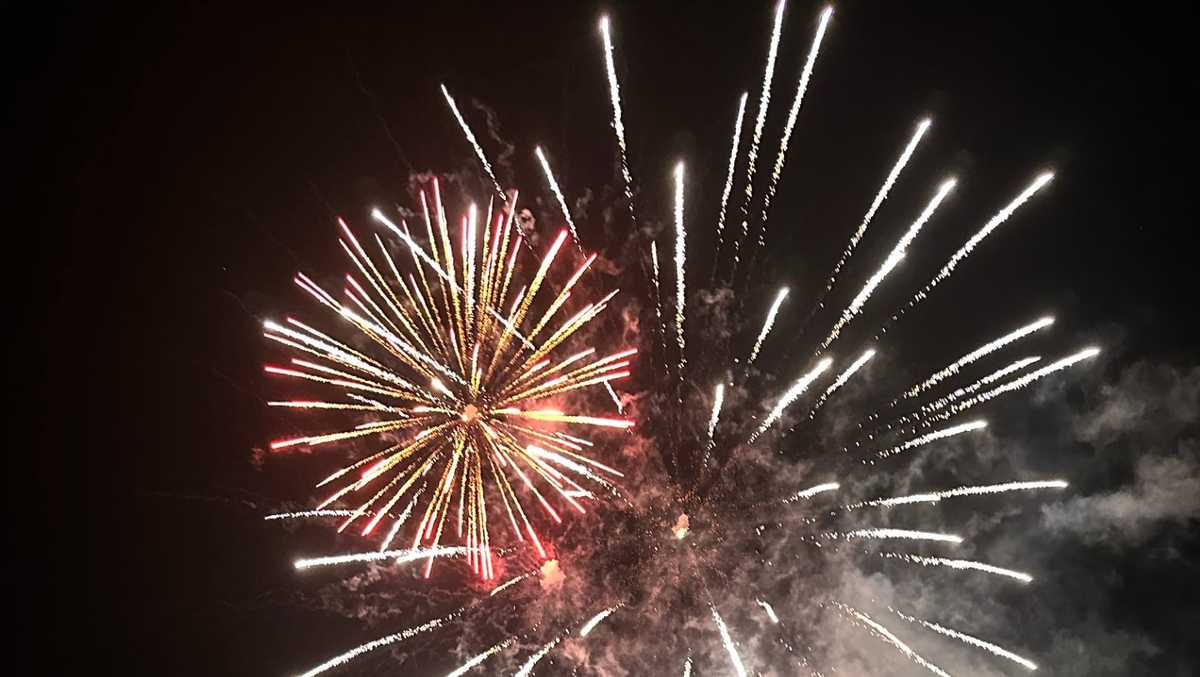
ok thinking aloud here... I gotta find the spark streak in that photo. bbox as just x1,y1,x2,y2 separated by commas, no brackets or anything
534,146,581,247
711,604,749,677
757,599,781,623
875,420,987,460
706,383,726,450
754,5,834,253
821,178,957,351
850,479,1068,509
674,162,687,378
748,287,789,365
892,608,1038,670
293,546,467,570
731,0,787,271
445,638,515,677
750,357,833,442
837,603,952,677
515,636,563,677
807,348,876,418
840,528,963,544
580,604,623,636
441,84,504,199
296,612,458,677
599,15,635,221
880,553,1033,583
882,171,1055,334
714,92,749,262
785,481,840,503
902,316,1054,400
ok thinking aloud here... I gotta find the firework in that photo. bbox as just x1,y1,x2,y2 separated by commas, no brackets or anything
261,4,1100,675
265,183,634,578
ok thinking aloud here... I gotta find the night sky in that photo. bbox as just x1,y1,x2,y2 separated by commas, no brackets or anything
20,1,1199,674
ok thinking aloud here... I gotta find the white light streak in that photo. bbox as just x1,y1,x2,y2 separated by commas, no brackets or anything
748,287,790,365
751,358,833,441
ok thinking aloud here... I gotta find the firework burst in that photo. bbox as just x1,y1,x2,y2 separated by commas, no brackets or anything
261,4,1099,675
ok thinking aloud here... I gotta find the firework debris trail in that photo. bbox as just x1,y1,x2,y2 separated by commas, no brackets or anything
599,15,636,223
891,607,1039,671
713,92,749,274
673,162,688,383
748,287,790,366
845,479,1068,510
534,146,582,250
819,178,957,352
750,5,835,261
711,603,750,677
729,0,787,276
876,171,1055,338
705,383,726,456
879,552,1033,583
649,241,669,377
784,481,840,503
837,528,963,544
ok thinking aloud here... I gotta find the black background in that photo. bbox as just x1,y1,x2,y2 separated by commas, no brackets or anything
15,1,1198,673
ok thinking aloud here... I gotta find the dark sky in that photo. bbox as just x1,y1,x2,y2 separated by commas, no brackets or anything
17,1,1199,674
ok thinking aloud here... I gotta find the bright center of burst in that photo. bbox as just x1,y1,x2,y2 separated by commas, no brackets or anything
459,404,481,424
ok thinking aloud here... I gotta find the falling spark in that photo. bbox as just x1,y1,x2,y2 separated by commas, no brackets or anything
902,316,1054,400
490,570,537,596
711,604,749,677
264,509,359,521
649,241,668,370
882,171,1055,334
837,603,952,677
534,146,581,247
580,605,623,636
821,178,957,351
807,348,876,418
892,608,1039,670
714,92,749,263
445,638,516,677
893,355,1041,431
441,84,505,199
750,358,833,442
875,420,987,460
840,528,963,544
673,162,687,378
294,546,468,570
731,0,787,271
757,599,781,623
880,553,1033,583
599,15,635,221
706,383,726,450
813,118,932,312
682,657,693,677
748,287,790,365
754,5,834,253
784,481,840,503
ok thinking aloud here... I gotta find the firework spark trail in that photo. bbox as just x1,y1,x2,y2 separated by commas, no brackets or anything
599,15,635,221
784,481,840,503
580,604,624,636
293,546,468,570
752,5,834,255
713,92,749,269
757,599,781,623
534,146,582,248
750,357,833,442
711,604,749,677
806,348,875,419
808,118,932,324
441,84,505,199
379,489,424,551
836,603,952,677
900,316,1054,402
730,0,787,273
839,528,963,544
706,383,726,451
892,608,1039,671
880,553,1033,583
649,242,668,374
820,178,957,352
445,637,516,677
296,612,458,677
673,162,687,380
874,420,987,461
848,479,1068,509
748,287,790,365
682,657,693,677
878,171,1055,338
514,636,564,677
489,569,537,596
922,347,1100,425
